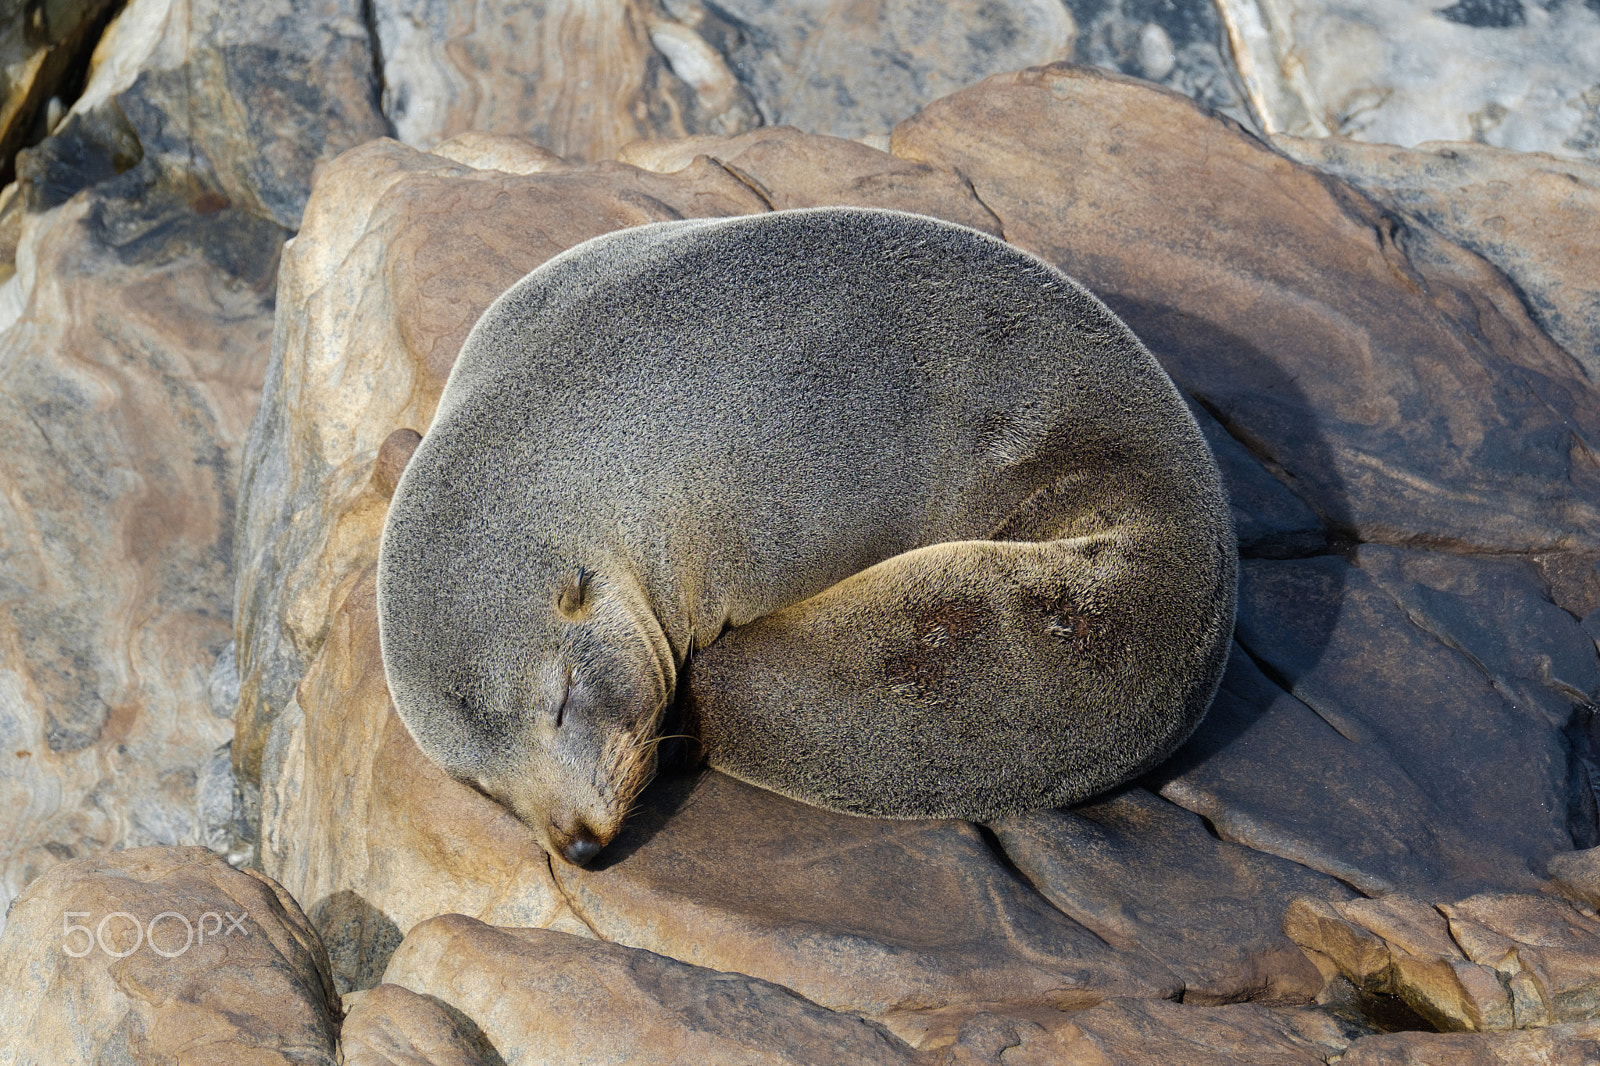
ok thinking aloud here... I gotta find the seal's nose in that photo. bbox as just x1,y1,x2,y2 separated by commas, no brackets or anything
561,831,603,867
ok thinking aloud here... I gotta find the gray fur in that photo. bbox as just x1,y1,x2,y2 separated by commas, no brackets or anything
377,207,1237,863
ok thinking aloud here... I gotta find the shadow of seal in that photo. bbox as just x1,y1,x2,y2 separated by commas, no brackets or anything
377,207,1238,866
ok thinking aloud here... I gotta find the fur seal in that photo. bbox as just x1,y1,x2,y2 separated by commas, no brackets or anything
377,207,1237,866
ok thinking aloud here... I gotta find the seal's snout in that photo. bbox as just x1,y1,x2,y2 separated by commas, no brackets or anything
560,829,603,866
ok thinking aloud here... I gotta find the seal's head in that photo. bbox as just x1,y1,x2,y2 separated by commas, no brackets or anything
377,443,676,866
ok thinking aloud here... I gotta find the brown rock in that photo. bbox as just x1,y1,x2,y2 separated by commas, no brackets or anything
988,788,1343,1004
1550,848,1600,909
1390,954,1513,1034
0,0,394,915
1339,1021,1600,1066
554,770,1179,1028
617,125,1006,233
1271,137,1600,382
893,63,1600,553
0,845,339,1064
1283,898,1392,993
1336,897,1461,960
1442,894,1600,1026
341,983,500,1066
1162,551,1578,897
940,998,1346,1065
380,913,919,1065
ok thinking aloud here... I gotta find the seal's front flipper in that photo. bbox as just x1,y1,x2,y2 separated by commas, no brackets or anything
684,533,1231,821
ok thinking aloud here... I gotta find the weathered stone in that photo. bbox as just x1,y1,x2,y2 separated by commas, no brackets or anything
1162,552,1576,896
616,125,1005,233
934,998,1349,1065
893,63,1600,554
370,0,758,159
1442,893,1600,1026
0,0,118,187
380,913,920,1065
0,0,396,921
1283,897,1392,993
0,845,339,1064
0,187,277,922
1064,0,1256,131
668,0,1074,142
1550,847,1600,909
988,787,1342,1004
1336,897,1461,961
1214,0,1600,159
62,0,389,229
1271,136,1600,382
341,982,501,1066
1391,954,1514,1034
555,769,1179,1028
1340,1021,1600,1066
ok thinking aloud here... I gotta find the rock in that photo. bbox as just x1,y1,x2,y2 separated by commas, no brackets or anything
0,187,278,921
1065,0,1257,132
1285,888,1600,1033
893,63,1600,554
666,0,1074,142
1213,0,1600,158
0,845,339,1064
1180,549,1585,894
987,787,1344,1004
378,913,920,1065
0,0,391,922
928,998,1350,1065
1272,136,1600,383
1441,893,1600,1026
1338,1020,1600,1066
1282,898,1392,993
1550,847,1600,908
555,770,1179,1028
60,0,388,229
341,982,502,1066
0,0,118,187
369,0,759,159
615,125,1006,232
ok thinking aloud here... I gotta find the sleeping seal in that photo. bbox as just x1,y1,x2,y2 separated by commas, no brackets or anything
377,207,1237,866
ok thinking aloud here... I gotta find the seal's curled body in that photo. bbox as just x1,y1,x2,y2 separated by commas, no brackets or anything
377,208,1237,866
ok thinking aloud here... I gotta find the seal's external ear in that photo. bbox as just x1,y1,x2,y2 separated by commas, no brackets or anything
372,427,424,500
557,568,591,617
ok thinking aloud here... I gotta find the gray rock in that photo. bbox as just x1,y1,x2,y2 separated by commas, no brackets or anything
667,0,1075,140
1215,0,1600,159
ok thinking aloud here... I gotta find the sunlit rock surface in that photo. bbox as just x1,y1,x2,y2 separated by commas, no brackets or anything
0,846,340,1065
1215,0,1600,157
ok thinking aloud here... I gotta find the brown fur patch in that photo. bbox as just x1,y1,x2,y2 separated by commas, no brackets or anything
885,599,994,700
